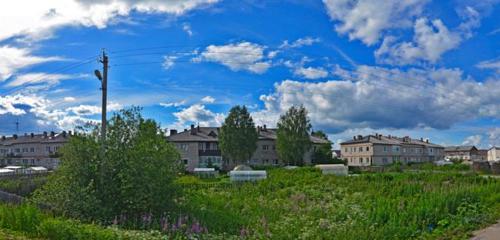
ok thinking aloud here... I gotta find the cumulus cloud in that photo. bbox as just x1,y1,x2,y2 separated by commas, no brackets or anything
0,0,219,42
198,42,271,74
322,0,428,45
375,18,463,65
173,104,224,126
201,96,215,103
253,65,500,133
63,97,76,102
462,135,482,146
0,46,63,81
293,66,329,79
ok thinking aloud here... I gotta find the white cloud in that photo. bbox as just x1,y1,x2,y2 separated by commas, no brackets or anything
63,97,76,102
6,72,81,87
199,42,271,74
375,18,462,65
67,105,101,116
182,22,193,36
162,55,178,70
0,46,63,81
322,0,428,45
253,65,500,133
0,0,219,42
159,100,186,108
201,96,215,103
293,66,328,79
488,128,500,147
477,59,500,74
462,135,482,146
280,37,320,48
173,104,224,126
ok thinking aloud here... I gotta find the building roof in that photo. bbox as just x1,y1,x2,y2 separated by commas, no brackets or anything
167,126,330,144
0,132,70,146
340,134,443,148
444,146,478,152
489,146,500,150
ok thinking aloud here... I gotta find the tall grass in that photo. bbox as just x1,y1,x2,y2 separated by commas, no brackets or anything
178,168,500,239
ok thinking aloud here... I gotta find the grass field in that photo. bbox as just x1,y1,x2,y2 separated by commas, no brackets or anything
0,166,499,239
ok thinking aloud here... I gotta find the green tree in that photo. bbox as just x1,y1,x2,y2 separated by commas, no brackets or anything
276,106,312,166
33,107,182,223
219,105,258,164
311,130,333,164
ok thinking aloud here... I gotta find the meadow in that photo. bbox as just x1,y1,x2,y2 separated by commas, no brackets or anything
0,167,499,239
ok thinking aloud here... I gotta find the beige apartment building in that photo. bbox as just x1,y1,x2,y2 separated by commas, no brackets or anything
340,134,444,166
488,147,500,162
167,125,330,171
0,131,70,169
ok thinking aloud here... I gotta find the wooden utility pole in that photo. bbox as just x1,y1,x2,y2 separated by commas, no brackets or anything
99,50,108,143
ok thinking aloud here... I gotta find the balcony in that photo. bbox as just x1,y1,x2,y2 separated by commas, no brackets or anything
199,149,221,156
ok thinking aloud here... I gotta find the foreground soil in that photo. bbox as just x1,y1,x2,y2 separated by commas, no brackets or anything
471,221,500,240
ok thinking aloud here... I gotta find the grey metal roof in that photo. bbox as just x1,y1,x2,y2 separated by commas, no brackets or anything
167,127,330,144
340,134,443,148
444,146,478,152
0,132,69,146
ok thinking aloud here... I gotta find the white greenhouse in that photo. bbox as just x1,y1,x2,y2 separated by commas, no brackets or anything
315,164,348,176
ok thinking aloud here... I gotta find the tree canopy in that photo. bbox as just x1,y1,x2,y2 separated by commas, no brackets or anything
311,130,333,164
34,107,182,223
276,106,312,166
219,105,258,164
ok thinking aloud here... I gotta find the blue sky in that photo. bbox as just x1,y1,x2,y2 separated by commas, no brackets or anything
0,0,499,149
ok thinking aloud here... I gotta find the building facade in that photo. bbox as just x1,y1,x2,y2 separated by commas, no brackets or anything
340,134,444,166
167,125,330,171
488,147,500,162
0,131,70,169
444,146,483,162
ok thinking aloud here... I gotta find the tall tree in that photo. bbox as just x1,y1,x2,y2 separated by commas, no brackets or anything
219,105,258,164
276,106,312,166
34,107,182,223
311,130,333,164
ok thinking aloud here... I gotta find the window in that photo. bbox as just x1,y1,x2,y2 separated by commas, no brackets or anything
15,148,20,153
392,146,400,152
179,144,189,151
30,148,35,152
353,147,357,152
272,145,276,150
360,157,363,163
263,145,269,150
22,148,28,153
46,146,51,152
183,159,188,165
366,146,369,151
274,159,278,164
359,147,363,152
383,146,387,152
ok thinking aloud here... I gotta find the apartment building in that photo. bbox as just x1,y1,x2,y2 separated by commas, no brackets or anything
444,146,484,162
340,134,444,166
0,131,70,169
167,125,330,171
488,147,500,162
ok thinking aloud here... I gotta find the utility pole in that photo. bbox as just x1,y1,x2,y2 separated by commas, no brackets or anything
95,49,108,144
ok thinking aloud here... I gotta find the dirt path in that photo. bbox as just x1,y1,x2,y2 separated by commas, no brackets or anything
471,221,500,240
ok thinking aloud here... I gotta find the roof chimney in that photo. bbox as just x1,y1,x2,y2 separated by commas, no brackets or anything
43,131,47,138
50,131,55,137
170,129,178,136
197,124,200,132
62,131,67,137
420,137,423,141
190,124,196,135
353,136,357,140
1,136,5,141
68,131,72,136
263,124,267,131
30,133,34,138
13,134,18,139
426,139,429,143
